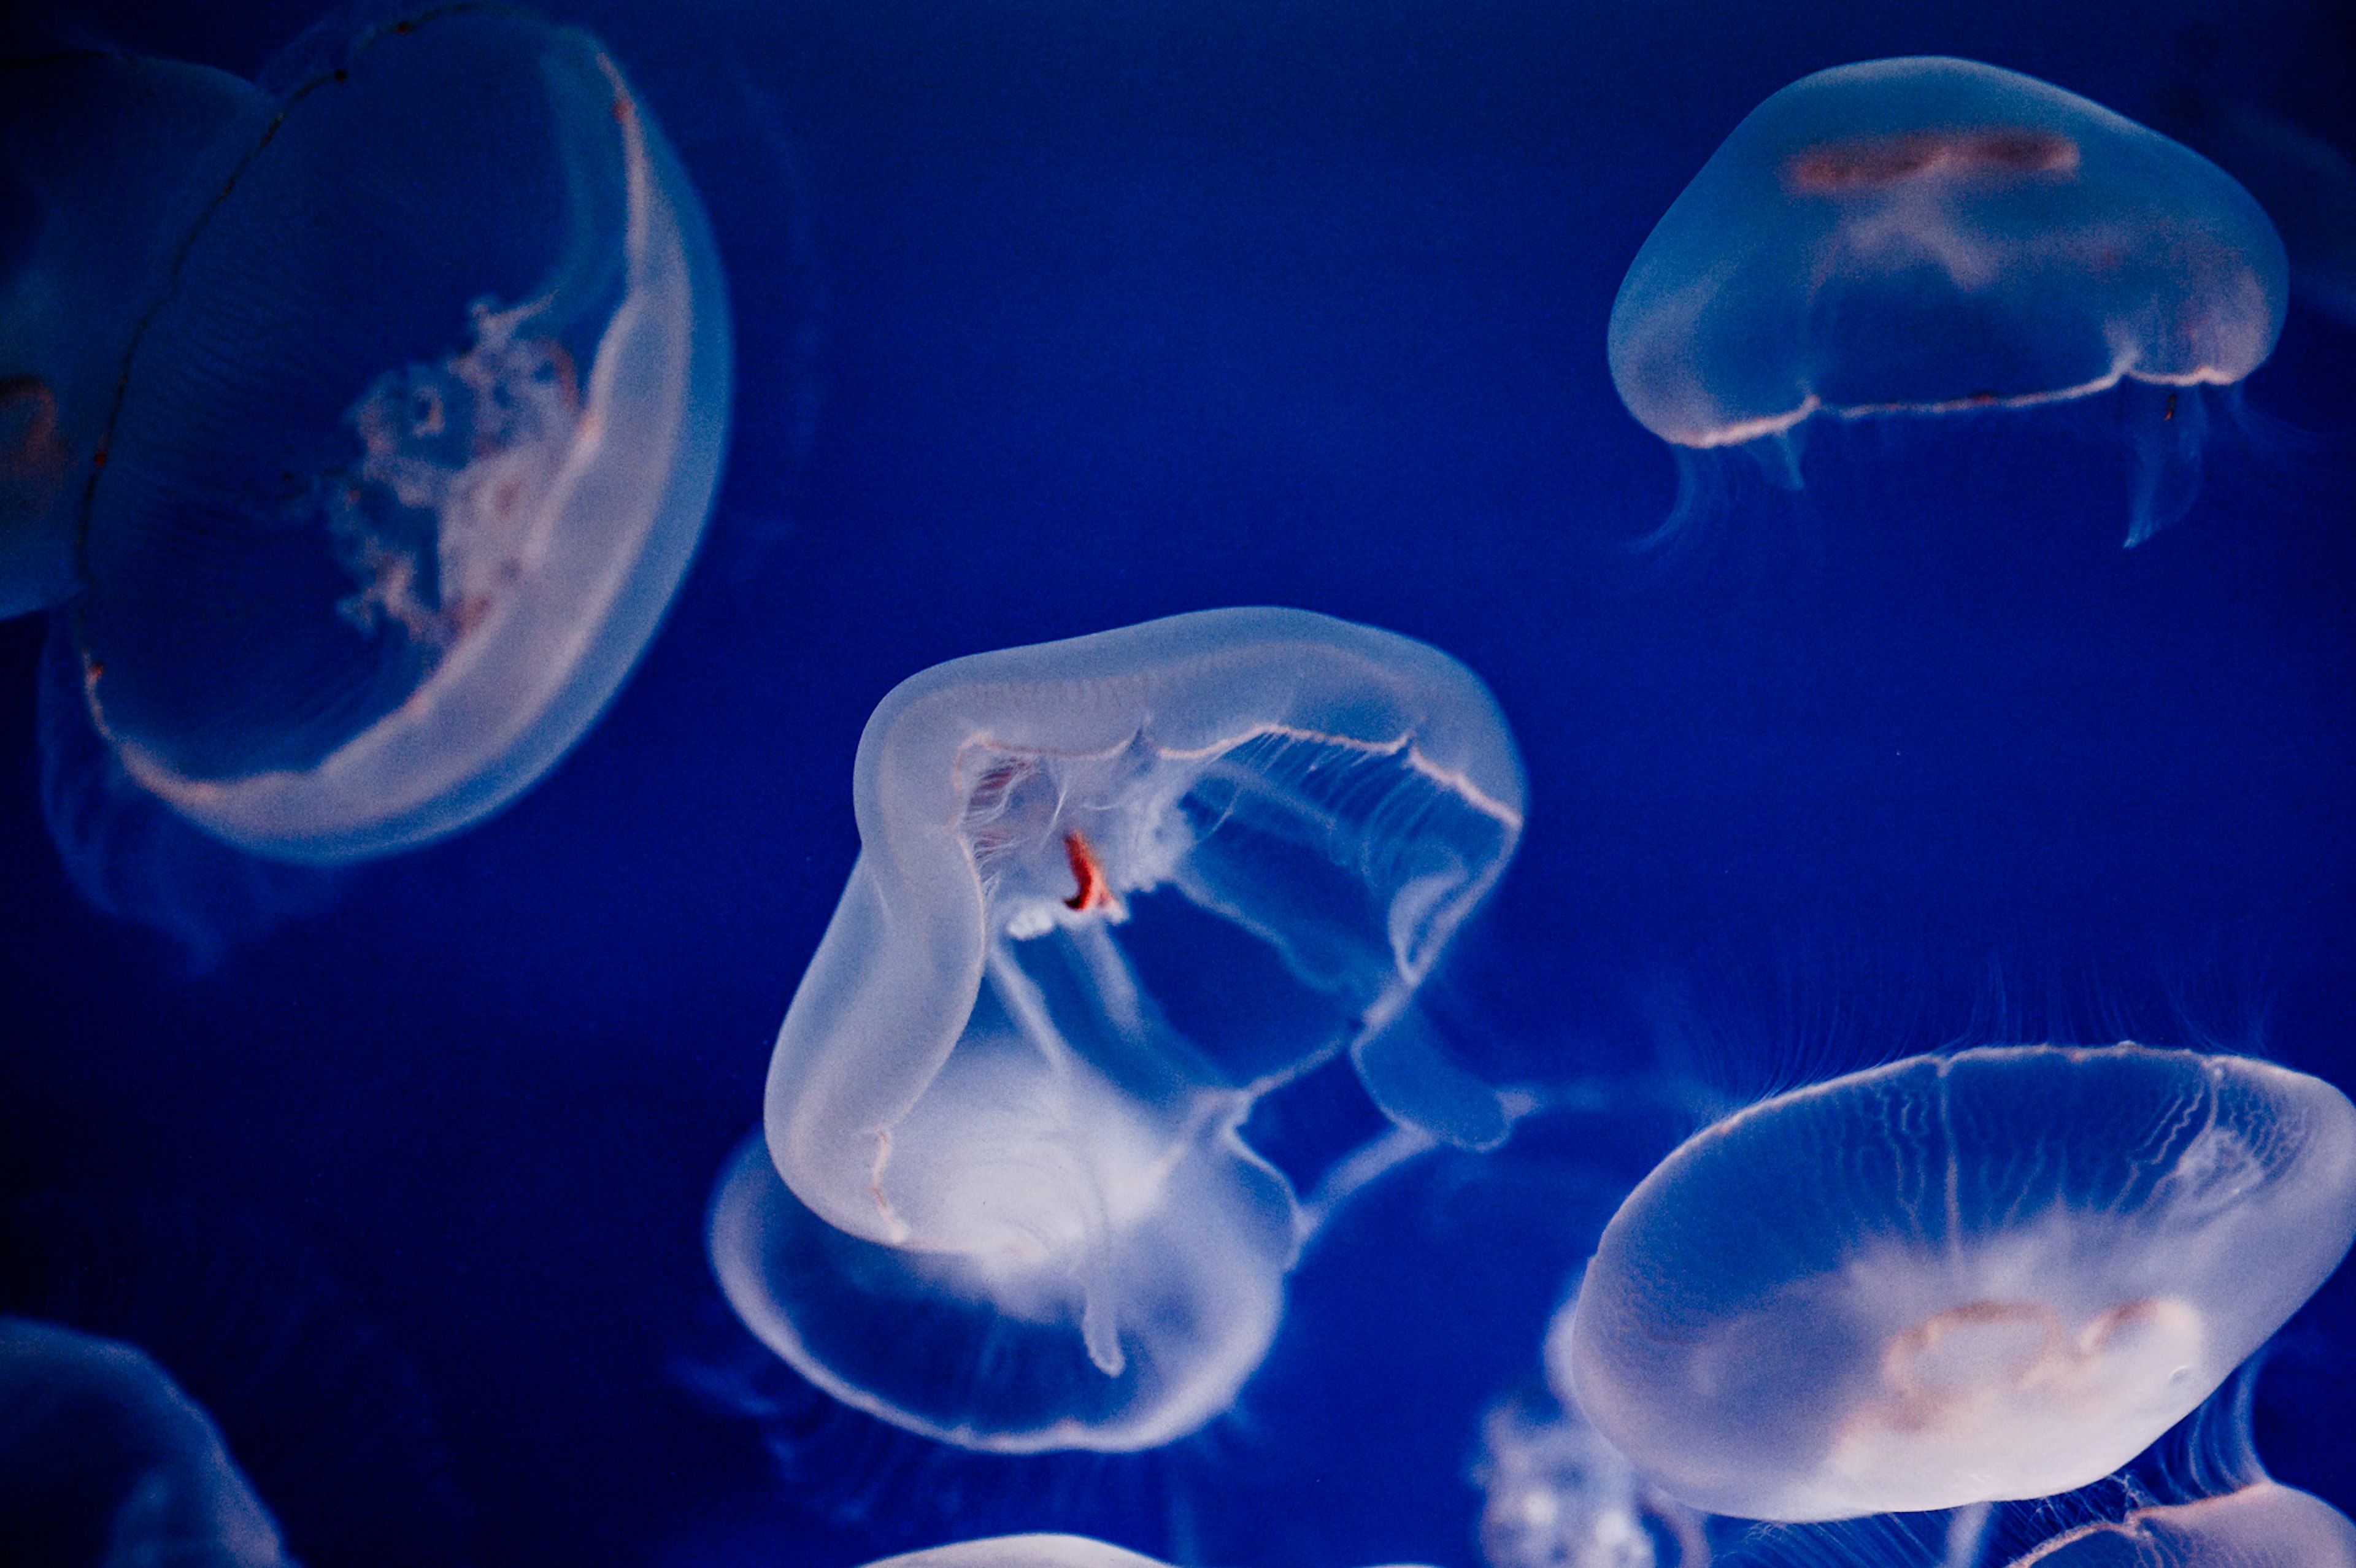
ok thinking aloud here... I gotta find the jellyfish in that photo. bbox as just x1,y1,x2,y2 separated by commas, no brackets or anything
2003,1482,2356,1567
1474,1385,1711,1568
4,6,730,864
735,607,1525,1452
1561,1043,2356,1522
852,1536,1437,1568
0,1316,296,1567
856,1539,1168,1568
1608,58,2288,546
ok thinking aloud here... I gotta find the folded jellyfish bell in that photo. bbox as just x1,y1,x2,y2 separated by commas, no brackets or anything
1608,57,2288,545
736,607,1525,1452
0,1316,295,1567
1561,1043,2356,1522
57,7,731,863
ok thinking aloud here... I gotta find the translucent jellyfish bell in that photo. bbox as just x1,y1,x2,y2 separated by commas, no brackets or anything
1561,1044,2356,1522
742,607,1525,1451
1609,58,2288,545
0,1317,296,1567
55,8,730,862
2006,1480,2356,1567
858,1540,1170,1568
854,1536,1438,1568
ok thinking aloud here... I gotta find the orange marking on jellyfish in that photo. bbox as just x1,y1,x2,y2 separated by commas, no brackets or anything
1063,829,1114,912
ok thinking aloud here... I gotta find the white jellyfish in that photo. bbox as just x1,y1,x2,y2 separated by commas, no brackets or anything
1561,1043,2356,1521
1474,1385,1711,1568
2005,1480,2356,1567
733,607,1525,1452
4,6,730,864
1609,57,2288,545
853,1535,1437,1568
858,1540,1169,1568
0,1316,296,1567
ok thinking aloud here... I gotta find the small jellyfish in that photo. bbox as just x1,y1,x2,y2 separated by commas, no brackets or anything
0,1316,296,1567
857,1539,1169,1568
1474,1386,1711,1568
1561,1044,2356,1521
1609,58,2288,545
2004,1481,2356,1567
7,6,730,863
852,1536,1436,1568
740,607,1525,1451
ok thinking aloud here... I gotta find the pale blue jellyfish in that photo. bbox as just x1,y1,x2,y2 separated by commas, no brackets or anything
733,607,1525,1451
1561,1044,2356,1521
1474,1385,1710,1568
858,1540,1171,1568
2006,1481,2356,1567
1609,58,2288,545
853,1535,1437,1568
4,7,730,864
0,1316,296,1567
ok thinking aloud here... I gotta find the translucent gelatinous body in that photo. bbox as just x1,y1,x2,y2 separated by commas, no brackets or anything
1563,1045,2356,1521
747,607,1524,1451
2008,1481,2356,1568
1609,58,2287,544
1475,1389,1709,1568
67,8,731,862
857,1535,1437,1568
0,1317,294,1567
860,1539,1169,1568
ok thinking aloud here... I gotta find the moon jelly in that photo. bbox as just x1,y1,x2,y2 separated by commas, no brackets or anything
0,1316,294,1567
855,1536,1436,1568
1609,58,2287,545
742,608,1525,1451
1561,1044,2356,1521
858,1540,1168,1568
36,7,729,863
2006,1480,2356,1567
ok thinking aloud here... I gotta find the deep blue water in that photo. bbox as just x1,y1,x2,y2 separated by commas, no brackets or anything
3,0,2352,1564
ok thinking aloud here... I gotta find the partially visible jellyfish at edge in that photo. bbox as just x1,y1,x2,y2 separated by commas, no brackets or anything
1561,1043,2356,1522
722,607,1527,1453
1,4,731,883
851,1534,1436,1568
0,1316,298,1567
1609,57,2288,547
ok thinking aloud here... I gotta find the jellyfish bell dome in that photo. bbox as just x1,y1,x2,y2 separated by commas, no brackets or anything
859,1538,1171,1568
1561,1043,2356,1523
854,1534,1439,1568
2006,1481,2356,1568
62,6,730,863
748,607,1525,1451
0,1316,296,1567
1608,57,2288,544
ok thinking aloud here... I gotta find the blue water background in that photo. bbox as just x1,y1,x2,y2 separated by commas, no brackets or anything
2,0,2351,1563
